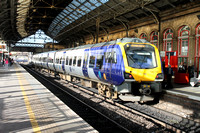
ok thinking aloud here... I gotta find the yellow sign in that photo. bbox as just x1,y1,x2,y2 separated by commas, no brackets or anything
131,44,145,47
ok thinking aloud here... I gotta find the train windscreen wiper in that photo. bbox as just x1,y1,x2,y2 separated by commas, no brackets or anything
127,54,141,68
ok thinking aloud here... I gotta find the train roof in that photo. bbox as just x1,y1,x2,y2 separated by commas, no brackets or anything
116,38,150,44
33,38,152,55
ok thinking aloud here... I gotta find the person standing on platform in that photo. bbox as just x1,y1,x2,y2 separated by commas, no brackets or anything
5,58,9,69
166,65,173,89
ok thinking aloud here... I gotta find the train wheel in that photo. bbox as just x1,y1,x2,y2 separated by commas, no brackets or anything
97,83,105,96
106,87,112,98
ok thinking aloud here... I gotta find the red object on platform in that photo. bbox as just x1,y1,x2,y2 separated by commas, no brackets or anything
165,51,178,69
174,73,189,84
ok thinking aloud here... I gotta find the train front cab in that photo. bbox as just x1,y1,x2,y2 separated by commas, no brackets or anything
116,40,163,102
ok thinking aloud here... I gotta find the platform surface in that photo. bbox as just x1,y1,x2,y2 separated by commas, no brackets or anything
0,63,97,133
165,83,200,101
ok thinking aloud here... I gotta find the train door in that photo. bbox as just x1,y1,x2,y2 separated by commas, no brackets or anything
104,47,113,82
110,46,124,85
88,48,99,80
47,53,49,69
62,51,66,72
82,49,89,78
53,52,57,71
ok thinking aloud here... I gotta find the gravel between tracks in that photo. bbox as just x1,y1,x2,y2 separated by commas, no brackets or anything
56,79,167,132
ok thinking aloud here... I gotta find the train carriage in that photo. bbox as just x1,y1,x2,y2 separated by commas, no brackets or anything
47,51,56,71
32,38,163,102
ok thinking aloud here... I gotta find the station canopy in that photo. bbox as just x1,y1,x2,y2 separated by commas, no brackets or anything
14,30,57,48
0,0,197,47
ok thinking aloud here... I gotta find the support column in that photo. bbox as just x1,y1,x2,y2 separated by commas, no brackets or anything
96,17,100,43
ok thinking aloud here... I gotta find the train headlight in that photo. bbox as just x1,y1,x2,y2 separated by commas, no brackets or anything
124,72,134,79
156,73,163,79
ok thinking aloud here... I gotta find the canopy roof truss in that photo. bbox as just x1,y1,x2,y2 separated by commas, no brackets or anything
0,0,199,48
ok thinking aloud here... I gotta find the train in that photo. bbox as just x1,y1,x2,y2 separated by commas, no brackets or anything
32,38,163,102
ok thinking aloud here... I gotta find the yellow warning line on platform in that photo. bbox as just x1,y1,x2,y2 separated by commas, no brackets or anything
16,67,41,133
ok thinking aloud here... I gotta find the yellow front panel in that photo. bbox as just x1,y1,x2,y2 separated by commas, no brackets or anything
118,41,162,82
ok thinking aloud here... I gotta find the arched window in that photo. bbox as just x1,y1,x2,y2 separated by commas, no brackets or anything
140,33,147,40
150,31,158,47
178,25,190,66
195,24,200,56
163,29,173,51
195,24,200,73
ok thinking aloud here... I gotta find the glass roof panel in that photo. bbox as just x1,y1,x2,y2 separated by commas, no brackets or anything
63,10,70,14
67,7,73,12
70,14,78,19
84,2,92,8
77,0,86,3
80,4,90,13
72,0,81,7
48,0,109,37
78,10,86,15
69,3,76,9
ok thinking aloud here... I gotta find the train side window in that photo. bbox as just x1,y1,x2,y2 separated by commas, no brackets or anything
112,52,117,64
77,56,82,67
60,57,62,64
73,56,77,66
69,57,72,66
56,58,59,64
48,58,52,63
105,52,112,63
66,56,69,65
89,56,95,68
96,55,103,69
45,57,47,62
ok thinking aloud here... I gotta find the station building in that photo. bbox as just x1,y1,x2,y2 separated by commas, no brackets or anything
81,1,200,82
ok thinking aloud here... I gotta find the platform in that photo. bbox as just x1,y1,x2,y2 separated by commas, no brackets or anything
0,63,97,133
165,83,200,101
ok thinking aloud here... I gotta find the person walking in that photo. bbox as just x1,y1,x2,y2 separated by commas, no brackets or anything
5,58,9,69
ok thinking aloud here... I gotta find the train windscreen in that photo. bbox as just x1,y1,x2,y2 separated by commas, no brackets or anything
124,44,157,69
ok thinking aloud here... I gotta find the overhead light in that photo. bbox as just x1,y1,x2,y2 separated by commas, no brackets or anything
33,9,37,12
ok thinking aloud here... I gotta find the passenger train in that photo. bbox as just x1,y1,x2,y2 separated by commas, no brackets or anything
32,38,163,102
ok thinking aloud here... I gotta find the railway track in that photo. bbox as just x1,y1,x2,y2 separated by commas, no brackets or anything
23,65,131,133
23,64,200,132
